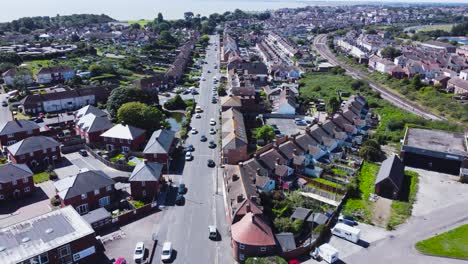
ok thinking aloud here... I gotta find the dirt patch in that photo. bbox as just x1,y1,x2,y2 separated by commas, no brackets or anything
372,197,392,227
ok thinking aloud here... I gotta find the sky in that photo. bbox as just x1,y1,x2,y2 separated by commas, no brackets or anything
0,0,467,22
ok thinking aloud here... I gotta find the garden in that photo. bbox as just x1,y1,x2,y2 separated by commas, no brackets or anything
416,224,468,259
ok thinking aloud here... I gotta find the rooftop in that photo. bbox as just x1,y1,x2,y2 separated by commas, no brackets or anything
404,128,467,156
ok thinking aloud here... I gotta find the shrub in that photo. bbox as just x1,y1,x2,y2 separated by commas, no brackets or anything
50,196,60,206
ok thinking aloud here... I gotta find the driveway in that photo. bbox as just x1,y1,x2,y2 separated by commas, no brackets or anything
265,117,304,136
60,152,129,179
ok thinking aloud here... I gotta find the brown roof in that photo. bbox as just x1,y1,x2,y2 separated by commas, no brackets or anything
231,212,276,246
259,148,287,171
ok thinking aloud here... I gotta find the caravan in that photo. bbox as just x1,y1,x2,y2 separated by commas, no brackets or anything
331,223,361,243
310,243,339,263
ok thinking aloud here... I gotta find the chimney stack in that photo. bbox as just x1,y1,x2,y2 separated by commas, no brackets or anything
246,203,251,213
238,162,244,167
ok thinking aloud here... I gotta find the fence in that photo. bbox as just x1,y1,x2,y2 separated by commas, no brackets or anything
61,143,85,154
84,145,135,172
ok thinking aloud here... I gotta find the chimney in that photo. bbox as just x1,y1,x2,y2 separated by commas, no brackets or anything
246,203,251,213
144,159,148,164
250,196,258,203
276,158,281,165
293,148,297,155
238,162,244,167
291,134,297,143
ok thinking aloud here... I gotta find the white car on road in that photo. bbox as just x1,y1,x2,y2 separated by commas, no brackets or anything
209,128,216,134
191,128,198,134
133,242,145,263
185,152,192,161
210,118,216,126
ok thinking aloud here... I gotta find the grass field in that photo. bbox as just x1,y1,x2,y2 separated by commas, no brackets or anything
299,73,354,102
416,224,468,259
417,24,453,32
126,19,152,27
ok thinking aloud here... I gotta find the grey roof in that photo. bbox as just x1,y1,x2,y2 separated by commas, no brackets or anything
275,232,296,252
76,113,113,133
54,170,115,200
0,163,33,183
0,206,94,264
7,136,60,156
375,155,405,190
75,105,107,119
0,120,39,136
290,207,311,221
143,129,175,154
82,207,111,225
307,213,328,225
129,162,163,182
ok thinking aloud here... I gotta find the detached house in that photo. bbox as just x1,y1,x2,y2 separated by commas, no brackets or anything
36,66,75,84
7,136,61,169
54,170,115,215
100,123,146,152
447,77,468,95
0,119,40,149
0,163,34,200
143,129,176,170
129,161,164,202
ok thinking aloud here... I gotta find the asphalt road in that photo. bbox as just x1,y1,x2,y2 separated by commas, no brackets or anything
151,35,232,264
313,34,445,121
0,90,13,124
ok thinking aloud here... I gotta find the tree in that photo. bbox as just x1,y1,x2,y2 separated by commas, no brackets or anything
245,257,287,264
359,139,384,162
253,125,275,143
273,217,293,232
380,46,402,60
326,96,341,115
107,88,151,118
12,68,32,91
411,74,423,90
0,52,22,65
164,94,187,110
117,102,165,132
159,30,177,44
157,13,164,23
130,23,141,30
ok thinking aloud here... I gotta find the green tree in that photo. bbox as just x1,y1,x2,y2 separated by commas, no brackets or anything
12,68,32,91
159,30,177,44
107,88,151,118
326,96,341,115
253,125,275,143
117,102,165,132
157,13,164,23
0,52,22,65
359,139,384,162
411,74,423,90
245,256,287,264
164,94,187,110
380,46,402,60
273,217,293,232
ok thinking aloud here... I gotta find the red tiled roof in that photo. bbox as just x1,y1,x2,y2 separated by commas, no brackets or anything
231,212,276,246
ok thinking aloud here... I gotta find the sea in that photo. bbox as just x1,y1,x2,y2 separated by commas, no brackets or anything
1,0,467,22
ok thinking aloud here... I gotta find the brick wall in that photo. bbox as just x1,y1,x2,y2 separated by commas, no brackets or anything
60,185,116,214
0,175,34,200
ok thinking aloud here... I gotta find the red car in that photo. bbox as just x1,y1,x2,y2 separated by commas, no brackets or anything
115,258,126,264
289,260,300,264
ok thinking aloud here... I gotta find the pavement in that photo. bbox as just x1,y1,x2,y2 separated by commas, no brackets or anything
313,34,444,121
150,35,232,264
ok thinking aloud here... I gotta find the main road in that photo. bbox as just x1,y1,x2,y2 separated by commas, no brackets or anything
313,34,445,121
151,35,232,264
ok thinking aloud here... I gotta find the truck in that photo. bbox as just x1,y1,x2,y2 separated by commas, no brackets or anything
331,223,361,243
310,243,339,264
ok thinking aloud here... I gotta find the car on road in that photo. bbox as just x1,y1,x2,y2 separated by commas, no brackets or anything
133,242,145,263
208,140,216,148
211,98,217,104
207,159,215,167
175,194,184,206
202,77,206,81
195,113,201,118
2,101,7,107
196,106,202,113
185,151,192,161
209,128,216,134
212,87,217,91
338,214,357,226
210,118,216,126
78,149,88,157
178,183,186,194
200,135,207,142
186,144,194,152
207,70,211,73
161,242,173,262
190,128,198,134
208,225,218,240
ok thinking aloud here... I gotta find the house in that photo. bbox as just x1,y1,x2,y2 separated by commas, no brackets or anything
0,163,34,200
75,113,113,144
270,65,301,81
447,77,468,95
0,206,98,264
368,55,395,74
36,66,75,84
100,123,146,152
290,207,311,221
129,161,164,202
143,129,176,170
375,155,405,199
133,74,168,93
75,105,107,119
231,201,276,262
222,108,249,165
2,68,34,86
54,170,115,215
421,41,456,53
7,136,61,169
0,119,40,149
272,89,297,115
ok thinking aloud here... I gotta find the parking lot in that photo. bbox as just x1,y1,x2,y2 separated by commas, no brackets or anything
265,117,305,136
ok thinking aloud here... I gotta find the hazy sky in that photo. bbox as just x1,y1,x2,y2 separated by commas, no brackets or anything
1,0,467,22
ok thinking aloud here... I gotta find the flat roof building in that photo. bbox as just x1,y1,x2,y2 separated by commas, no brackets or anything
0,206,98,264
401,128,468,174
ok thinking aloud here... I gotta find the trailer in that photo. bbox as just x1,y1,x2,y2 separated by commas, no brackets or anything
331,223,361,243
310,243,339,263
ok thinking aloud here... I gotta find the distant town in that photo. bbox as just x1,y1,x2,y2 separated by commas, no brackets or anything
0,4,467,264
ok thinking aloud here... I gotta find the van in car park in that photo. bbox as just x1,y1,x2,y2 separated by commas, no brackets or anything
331,223,361,243
133,242,145,263
310,243,339,263
161,242,173,262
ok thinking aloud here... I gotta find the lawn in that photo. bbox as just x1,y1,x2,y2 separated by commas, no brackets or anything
417,24,453,32
332,167,348,176
110,154,125,163
33,172,50,184
416,224,468,259
299,73,354,102
314,177,343,189
387,170,419,229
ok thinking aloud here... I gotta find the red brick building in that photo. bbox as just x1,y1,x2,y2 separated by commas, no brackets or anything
143,129,176,170
7,136,61,170
54,170,115,215
129,161,164,202
0,163,34,200
75,105,113,144
100,123,146,152
0,119,40,149
0,206,98,264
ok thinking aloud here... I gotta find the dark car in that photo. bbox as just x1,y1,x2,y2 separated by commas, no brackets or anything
208,140,216,149
211,98,217,104
178,183,186,194
2,101,7,107
79,149,88,157
186,144,194,152
200,135,207,142
175,194,184,205
207,159,215,167
339,214,357,226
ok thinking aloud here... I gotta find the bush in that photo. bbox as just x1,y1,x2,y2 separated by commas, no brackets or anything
50,196,60,206
164,95,187,110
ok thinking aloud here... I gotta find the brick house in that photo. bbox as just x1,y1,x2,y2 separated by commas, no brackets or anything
75,106,113,144
54,170,115,215
222,108,249,165
36,66,75,84
0,119,40,149
447,77,468,95
129,161,164,202
0,163,34,201
143,129,176,170
0,206,98,264
7,136,61,170
100,123,146,152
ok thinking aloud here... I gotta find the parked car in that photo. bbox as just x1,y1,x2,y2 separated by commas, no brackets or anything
185,152,192,161
200,135,207,142
338,214,357,226
79,149,88,157
208,225,218,240
207,159,215,167
195,113,201,118
175,194,184,205
161,242,173,262
209,118,216,126
208,140,216,149
209,128,216,134
2,101,7,107
186,144,194,152
115,257,127,264
178,183,186,194
133,242,145,264
191,128,198,134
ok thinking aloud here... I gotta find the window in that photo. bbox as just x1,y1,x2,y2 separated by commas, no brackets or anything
106,185,112,192
94,189,100,195
7,140,16,145
239,244,245,250
23,177,29,184
58,244,71,263
43,148,47,154
39,253,49,264
122,146,130,152
7,133,14,138
76,204,89,214
99,196,110,207
141,181,146,187
24,187,30,193
260,247,266,252
127,139,132,144
81,193,87,200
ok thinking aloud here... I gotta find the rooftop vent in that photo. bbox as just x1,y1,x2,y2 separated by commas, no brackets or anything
45,228,54,234
21,237,30,243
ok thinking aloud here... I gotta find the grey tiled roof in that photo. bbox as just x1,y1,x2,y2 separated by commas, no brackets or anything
0,163,33,183
0,120,39,136
143,129,175,154
7,136,60,156
129,162,163,182
375,155,404,190
55,170,114,200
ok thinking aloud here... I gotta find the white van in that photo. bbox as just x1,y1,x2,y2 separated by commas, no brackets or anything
161,242,172,262
311,243,339,263
195,106,202,113
331,223,361,243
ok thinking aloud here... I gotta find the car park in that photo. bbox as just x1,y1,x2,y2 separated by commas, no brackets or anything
210,118,216,125
200,135,207,142
208,225,218,240
178,183,186,194
207,159,215,167
133,242,145,263
209,128,216,134
185,152,192,161
161,242,173,262
78,149,88,157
